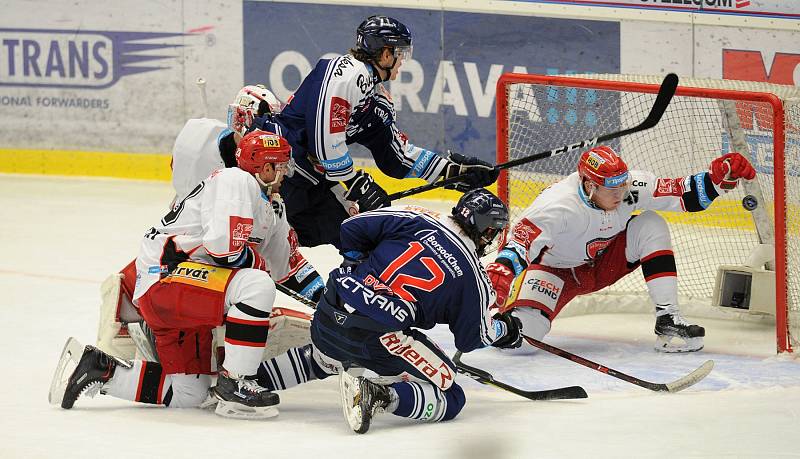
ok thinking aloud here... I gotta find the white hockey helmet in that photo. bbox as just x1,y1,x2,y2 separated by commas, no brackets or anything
227,84,282,136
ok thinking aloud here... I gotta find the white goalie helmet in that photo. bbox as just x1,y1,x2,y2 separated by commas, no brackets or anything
227,84,282,136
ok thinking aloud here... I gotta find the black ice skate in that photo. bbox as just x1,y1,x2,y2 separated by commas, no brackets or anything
339,370,393,434
212,369,279,419
654,305,705,353
58,342,130,409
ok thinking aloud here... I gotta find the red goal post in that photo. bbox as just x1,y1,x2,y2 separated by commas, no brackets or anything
495,73,800,353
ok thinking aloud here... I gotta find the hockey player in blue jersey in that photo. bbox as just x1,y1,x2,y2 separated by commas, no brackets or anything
254,189,523,433
256,15,499,248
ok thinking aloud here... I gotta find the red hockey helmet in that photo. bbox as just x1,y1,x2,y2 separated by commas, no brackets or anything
577,145,629,188
236,130,292,174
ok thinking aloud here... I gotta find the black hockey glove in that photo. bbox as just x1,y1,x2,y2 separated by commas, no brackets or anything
491,312,523,349
346,92,395,145
441,152,499,192
344,170,391,212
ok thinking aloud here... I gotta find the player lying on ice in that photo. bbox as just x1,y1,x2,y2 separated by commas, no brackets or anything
253,14,499,248
253,189,524,433
487,145,755,353
51,131,305,419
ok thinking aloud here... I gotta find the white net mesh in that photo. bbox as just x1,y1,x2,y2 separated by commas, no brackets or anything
498,73,800,352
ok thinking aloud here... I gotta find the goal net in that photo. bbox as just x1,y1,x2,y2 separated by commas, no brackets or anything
496,73,800,353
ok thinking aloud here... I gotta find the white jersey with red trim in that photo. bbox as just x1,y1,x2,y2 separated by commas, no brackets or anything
498,170,714,273
133,167,290,304
171,118,231,202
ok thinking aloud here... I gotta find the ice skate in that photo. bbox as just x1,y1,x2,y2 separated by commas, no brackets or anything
339,370,392,434
57,341,131,409
212,369,279,419
654,305,705,353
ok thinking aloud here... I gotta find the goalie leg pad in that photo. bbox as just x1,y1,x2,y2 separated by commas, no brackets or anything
96,273,136,360
262,307,312,360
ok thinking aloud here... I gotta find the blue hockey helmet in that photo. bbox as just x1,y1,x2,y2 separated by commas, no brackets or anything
451,188,509,256
356,15,413,58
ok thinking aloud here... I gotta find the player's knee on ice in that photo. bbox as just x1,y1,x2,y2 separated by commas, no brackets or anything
515,308,551,341
166,374,214,408
441,383,466,421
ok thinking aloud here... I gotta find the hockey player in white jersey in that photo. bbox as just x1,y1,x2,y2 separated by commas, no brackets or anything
487,146,756,352
99,85,323,364
52,131,300,419
168,84,324,301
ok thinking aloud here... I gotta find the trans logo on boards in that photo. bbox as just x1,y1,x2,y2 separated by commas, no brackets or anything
0,28,189,89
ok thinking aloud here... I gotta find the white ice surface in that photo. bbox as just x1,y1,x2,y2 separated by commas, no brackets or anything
2,175,799,459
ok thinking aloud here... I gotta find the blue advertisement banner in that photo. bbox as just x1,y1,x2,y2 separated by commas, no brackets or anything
243,1,619,163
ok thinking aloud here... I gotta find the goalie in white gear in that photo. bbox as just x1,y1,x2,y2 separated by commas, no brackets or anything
98,84,322,365
487,146,756,353
53,130,303,419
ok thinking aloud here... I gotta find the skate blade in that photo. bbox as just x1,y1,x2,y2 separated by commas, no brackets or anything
48,337,85,405
198,388,219,410
340,371,369,434
654,335,704,353
213,399,278,420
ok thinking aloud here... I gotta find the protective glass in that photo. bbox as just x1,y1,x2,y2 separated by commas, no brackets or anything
594,180,631,199
393,45,413,62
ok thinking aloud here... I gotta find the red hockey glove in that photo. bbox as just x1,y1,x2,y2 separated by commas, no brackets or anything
487,261,515,312
709,152,755,191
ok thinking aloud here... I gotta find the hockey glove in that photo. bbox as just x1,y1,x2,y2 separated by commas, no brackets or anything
344,170,391,212
487,261,515,312
491,312,523,349
709,152,755,192
442,152,499,192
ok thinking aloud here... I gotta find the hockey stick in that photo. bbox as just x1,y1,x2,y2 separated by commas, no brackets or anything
523,336,714,393
277,283,588,400
453,351,587,401
387,73,679,201
275,282,318,308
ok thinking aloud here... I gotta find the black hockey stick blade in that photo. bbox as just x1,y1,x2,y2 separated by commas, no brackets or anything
454,351,588,401
523,336,713,393
275,282,318,308
387,73,679,201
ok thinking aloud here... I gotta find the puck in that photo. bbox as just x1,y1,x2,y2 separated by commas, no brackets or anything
742,195,758,211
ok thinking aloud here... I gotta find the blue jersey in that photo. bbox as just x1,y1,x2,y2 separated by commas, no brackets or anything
265,54,448,189
331,205,503,353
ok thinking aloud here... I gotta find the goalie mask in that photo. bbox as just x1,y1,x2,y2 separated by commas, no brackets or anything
451,188,509,257
227,84,282,136
236,130,295,194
